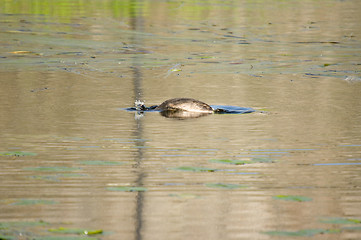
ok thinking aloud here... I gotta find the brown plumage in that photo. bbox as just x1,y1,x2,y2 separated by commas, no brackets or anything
155,98,213,113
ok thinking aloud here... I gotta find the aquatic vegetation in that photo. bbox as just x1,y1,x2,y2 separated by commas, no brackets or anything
262,217,360,237
29,173,87,182
107,186,147,192
0,151,37,156
263,228,340,237
33,237,99,240
0,221,104,240
79,160,123,166
320,217,361,224
209,159,251,165
0,221,49,228
10,199,57,205
342,226,361,230
0,221,47,239
165,63,182,78
205,183,247,189
314,162,361,166
29,175,60,181
24,167,81,172
48,227,103,235
172,166,217,172
251,158,276,163
273,195,312,202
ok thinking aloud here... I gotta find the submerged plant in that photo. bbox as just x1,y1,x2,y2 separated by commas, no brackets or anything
205,183,247,189
172,166,217,172
48,227,103,235
320,217,361,224
107,186,147,192
263,228,340,237
209,159,251,165
0,151,37,156
11,199,57,206
273,195,312,202
24,166,81,172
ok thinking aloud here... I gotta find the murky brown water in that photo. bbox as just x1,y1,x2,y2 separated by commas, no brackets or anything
1,0,361,239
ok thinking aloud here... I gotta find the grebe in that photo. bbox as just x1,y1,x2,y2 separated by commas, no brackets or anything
135,98,214,113
129,98,255,118
155,98,213,113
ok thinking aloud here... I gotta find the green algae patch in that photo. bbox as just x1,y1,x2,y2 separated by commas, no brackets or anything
342,226,361,230
205,183,247,189
11,199,57,206
172,166,217,172
29,173,87,182
33,236,100,240
263,228,340,237
29,175,60,182
24,167,81,172
107,186,147,192
251,157,276,163
0,151,37,157
0,220,104,240
48,227,103,235
273,195,312,202
0,220,49,228
209,159,251,165
79,160,123,166
320,217,361,224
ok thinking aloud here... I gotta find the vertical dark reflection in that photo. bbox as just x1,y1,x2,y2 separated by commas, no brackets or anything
129,1,145,240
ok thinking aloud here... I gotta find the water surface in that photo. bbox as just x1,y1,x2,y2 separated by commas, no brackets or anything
1,0,361,239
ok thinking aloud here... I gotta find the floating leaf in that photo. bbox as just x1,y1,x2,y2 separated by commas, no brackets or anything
24,167,81,172
48,227,103,235
0,151,37,156
35,236,99,240
342,226,361,230
0,220,48,228
323,63,338,67
11,199,57,206
0,221,101,240
263,228,340,237
79,160,123,166
29,175,60,182
251,157,275,163
9,50,33,54
273,195,312,202
29,173,87,182
209,159,250,165
172,166,216,172
107,186,147,192
84,229,104,235
165,63,182,78
320,217,361,224
205,183,247,189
